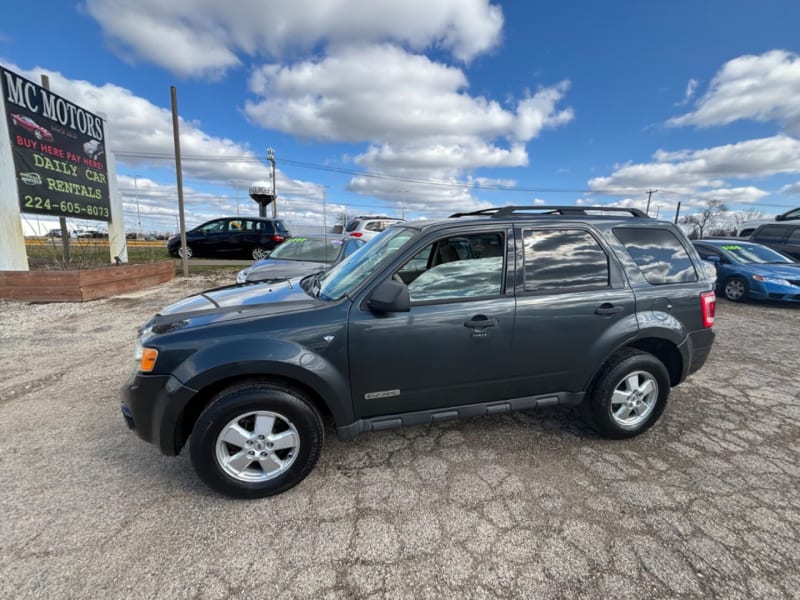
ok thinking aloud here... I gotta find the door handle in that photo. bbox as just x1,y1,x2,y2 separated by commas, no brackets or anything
595,304,623,316
464,315,499,329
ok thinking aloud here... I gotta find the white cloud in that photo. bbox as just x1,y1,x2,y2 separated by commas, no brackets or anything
692,187,769,204
4,62,326,229
589,135,800,195
780,181,800,194
676,78,698,106
245,45,572,205
246,45,572,148
6,63,321,193
669,50,800,134
85,0,504,77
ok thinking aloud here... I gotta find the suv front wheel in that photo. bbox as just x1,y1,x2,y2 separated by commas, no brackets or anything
586,349,670,439
190,382,324,498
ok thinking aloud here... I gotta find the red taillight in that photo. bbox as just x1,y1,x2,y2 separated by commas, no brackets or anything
272,235,285,242
701,291,716,328
350,232,363,237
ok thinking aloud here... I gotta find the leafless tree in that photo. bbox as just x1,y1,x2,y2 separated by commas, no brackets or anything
684,199,727,239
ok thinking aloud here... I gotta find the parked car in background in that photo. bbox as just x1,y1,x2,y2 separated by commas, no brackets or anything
692,239,800,302
736,206,800,237
235,235,366,284
83,139,104,160
344,215,405,241
75,228,107,238
747,223,800,260
9,113,54,141
167,217,291,260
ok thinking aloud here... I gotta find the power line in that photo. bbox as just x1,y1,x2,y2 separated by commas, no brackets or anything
111,149,800,203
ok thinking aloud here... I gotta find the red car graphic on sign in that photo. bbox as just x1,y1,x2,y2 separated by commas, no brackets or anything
10,113,54,141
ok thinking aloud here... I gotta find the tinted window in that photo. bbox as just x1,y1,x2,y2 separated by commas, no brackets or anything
753,225,790,244
787,229,800,244
270,237,338,262
615,227,697,285
198,220,225,233
523,229,609,292
345,220,360,233
275,221,290,235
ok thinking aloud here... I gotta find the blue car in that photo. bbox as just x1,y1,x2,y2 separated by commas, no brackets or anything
692,239,800,302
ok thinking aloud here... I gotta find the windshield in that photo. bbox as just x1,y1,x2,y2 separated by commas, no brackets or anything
270,237,341,263
720,243,796,264
317,226,417,300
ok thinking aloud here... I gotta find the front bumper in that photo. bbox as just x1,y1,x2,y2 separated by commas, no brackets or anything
749,280,800,303
121,372,198,456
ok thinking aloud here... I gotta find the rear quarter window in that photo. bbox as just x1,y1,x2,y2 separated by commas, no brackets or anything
614,227,698,285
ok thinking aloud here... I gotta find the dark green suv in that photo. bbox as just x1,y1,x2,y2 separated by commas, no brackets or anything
122,206,716,498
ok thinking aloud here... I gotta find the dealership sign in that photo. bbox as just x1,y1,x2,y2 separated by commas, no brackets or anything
1,67,110,222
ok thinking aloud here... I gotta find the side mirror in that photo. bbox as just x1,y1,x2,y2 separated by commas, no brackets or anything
367,279,410,313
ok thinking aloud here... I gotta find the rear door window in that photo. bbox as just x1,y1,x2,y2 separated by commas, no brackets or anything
522,229,609,293
614,227,698,285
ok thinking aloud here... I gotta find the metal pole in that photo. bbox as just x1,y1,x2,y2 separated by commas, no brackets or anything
646,189,657,216
268,147,277,218
41,75,71,263
674,202,682,224
134,175,142,239
171,86,188,277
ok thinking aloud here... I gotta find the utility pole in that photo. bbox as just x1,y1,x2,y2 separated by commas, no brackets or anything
171,85,188,277
674,202,682,224
645,189,658,215
267,147,277,218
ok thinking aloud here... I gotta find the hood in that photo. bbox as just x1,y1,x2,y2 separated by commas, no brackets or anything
245,259,328,282
148,279,319,332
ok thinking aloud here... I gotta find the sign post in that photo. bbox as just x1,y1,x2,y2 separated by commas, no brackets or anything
0,89,28,270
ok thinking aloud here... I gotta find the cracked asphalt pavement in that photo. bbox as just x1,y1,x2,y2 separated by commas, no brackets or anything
1,273,799,599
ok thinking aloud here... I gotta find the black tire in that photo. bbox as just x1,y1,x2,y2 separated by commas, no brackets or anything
190,382,323,499
722,276,748,302
585,349,670,439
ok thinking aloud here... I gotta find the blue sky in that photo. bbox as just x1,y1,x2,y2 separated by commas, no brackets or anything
3,0,800,234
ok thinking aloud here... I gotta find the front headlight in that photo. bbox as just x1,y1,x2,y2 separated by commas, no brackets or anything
236,268,250,284
134,327,158,372
752,274,791,286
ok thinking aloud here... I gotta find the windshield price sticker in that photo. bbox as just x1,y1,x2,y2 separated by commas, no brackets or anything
721,245,742,251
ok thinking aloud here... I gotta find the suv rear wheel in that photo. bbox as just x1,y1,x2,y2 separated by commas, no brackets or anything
586,349,670,439
189,382,323,498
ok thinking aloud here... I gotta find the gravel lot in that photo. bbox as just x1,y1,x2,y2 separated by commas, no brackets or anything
1,274,799,599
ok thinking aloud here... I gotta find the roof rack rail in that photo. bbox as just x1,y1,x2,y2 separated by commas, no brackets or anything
448,206,650,218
